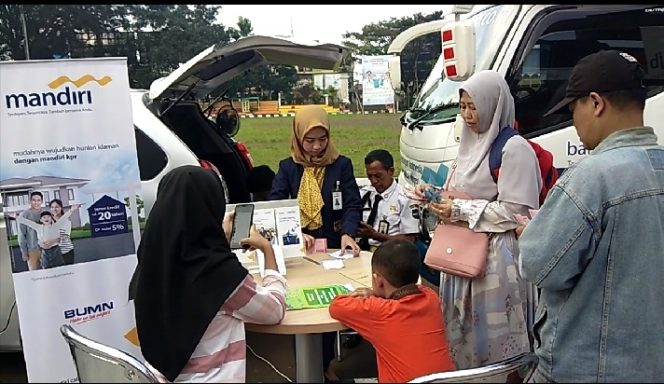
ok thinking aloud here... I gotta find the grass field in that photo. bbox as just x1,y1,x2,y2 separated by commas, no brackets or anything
235,113,404,178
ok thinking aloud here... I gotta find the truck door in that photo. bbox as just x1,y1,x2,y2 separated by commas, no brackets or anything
505,6,664,170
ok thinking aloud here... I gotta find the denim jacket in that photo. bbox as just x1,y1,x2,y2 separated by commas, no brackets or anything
519,127,664,382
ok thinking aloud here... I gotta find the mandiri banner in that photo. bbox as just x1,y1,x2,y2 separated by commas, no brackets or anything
358,55,395,107
0,58,143,382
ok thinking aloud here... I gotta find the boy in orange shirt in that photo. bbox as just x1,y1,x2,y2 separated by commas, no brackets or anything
328,239,456,383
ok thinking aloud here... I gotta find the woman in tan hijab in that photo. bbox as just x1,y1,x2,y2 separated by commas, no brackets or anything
271,105,362,255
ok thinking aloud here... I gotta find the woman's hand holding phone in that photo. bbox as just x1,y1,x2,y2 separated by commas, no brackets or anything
222,212,234,244
414,183,432,199
241,225,278,272
240,225,271,252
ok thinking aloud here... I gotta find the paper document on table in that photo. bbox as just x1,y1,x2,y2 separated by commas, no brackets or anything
322,259,344,270
285,284,352,310
339,270,372,288
329,249,354,259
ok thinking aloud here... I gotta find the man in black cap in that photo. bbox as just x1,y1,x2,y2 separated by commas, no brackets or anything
518,50,664,382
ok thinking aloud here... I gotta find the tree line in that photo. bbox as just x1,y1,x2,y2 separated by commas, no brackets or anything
0,5,443,106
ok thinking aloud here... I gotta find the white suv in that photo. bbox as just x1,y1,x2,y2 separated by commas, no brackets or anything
0,35,349,350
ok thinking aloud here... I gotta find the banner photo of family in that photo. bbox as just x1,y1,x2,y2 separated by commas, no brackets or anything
356,54,395,107
0,57,143,382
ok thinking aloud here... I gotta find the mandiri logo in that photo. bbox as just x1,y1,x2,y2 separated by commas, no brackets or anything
4,74,112,110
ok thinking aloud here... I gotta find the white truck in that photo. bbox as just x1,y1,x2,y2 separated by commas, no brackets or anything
388,4,664,190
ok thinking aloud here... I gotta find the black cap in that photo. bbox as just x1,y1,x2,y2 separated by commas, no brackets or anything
544,50,646,116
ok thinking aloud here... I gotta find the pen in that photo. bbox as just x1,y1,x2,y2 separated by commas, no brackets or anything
303,256,321,266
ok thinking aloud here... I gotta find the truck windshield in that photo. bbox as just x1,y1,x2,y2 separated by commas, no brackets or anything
406,5,521,125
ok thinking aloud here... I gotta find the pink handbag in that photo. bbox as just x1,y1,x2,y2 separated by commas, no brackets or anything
423,190,490,279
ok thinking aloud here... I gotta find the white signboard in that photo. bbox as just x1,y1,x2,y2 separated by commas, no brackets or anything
0,58,143,382
314,73,342,91
359,55,395,107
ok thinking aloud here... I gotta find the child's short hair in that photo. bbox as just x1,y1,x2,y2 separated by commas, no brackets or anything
40,211,53,219
371,239,421,288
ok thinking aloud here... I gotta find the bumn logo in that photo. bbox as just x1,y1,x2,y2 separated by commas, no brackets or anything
64,300,114,324
4,74,112,109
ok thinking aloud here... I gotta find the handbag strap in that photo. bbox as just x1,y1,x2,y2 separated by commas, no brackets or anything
444,160,457,191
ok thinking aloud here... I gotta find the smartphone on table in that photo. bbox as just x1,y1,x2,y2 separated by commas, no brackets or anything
230,203,255,249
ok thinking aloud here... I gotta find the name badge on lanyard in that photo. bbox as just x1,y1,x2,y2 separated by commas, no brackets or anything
332,180,343,210
378,216,389,234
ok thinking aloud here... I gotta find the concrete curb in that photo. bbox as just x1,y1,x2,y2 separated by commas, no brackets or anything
239,110,397,118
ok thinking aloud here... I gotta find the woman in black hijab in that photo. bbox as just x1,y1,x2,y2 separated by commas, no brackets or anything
128,165,287,382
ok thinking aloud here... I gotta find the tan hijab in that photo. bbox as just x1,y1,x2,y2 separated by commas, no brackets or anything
290,105,339,166
290,106,340,229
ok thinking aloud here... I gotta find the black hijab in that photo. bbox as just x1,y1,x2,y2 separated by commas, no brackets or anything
128,165,248,381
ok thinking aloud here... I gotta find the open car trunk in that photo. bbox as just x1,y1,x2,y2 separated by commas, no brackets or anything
146,36,349,203
159,101,251,203
148,36,349,101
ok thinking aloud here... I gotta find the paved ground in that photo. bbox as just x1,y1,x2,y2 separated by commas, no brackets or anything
0,331,296,383
0,332,384,383
246,332,296,382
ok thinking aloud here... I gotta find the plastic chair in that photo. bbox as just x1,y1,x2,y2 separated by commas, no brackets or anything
60,324,167,383
408,352,538,383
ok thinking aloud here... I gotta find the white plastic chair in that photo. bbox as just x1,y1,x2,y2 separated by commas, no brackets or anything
408,352,538,383
60,324,168,383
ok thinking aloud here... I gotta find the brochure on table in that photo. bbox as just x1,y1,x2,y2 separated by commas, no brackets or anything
228,199,304,274
286,284,354,310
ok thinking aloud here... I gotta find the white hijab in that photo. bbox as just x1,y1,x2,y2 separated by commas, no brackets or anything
450,70,540,208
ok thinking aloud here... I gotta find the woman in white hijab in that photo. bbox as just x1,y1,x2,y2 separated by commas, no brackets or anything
416,70,541,370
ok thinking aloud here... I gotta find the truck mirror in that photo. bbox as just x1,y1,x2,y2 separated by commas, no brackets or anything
440,19,476,81
388,56,402,92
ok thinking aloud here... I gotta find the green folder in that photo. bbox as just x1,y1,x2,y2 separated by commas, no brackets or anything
285,284,352,310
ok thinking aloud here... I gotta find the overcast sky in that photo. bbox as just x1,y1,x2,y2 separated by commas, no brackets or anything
216,5,453,45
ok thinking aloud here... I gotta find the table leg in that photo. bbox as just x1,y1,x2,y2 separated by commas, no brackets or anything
294,333,323,382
